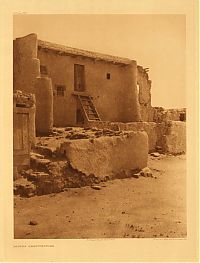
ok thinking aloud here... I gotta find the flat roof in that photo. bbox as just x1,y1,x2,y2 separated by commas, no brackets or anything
38,39,133,65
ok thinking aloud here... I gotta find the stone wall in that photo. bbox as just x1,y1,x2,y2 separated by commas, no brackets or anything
59,131,148,179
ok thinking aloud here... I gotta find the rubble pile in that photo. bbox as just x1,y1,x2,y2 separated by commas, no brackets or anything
14,127,156,197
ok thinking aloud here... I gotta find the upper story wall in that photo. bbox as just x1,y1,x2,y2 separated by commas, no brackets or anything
37,48,139,126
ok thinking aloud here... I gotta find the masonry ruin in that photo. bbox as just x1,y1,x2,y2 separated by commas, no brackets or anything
13,33,186,197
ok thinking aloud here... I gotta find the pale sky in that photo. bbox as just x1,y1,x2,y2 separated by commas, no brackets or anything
13,14,186,109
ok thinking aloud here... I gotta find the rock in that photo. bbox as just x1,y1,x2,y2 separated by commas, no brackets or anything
132,173,140,178
53,128,64,134
140,167,152,177
34,145,55,157
34,158,51,170
91,185,101,190
150,152,160,157
14,178,36,197
65,127,73,131
30,152,44,159
91,127,98,131
35,172,51,181
155,146,163,153
29,220,38,225
89,138,94,143
70,133,90,140
94,130,103,137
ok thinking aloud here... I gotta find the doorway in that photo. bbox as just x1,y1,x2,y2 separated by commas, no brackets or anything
74,64,85,92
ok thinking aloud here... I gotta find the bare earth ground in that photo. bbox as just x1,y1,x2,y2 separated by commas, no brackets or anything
14,154,186,239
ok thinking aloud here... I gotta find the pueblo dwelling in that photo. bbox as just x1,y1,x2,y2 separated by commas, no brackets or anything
13,33,153,133
13,33,186,180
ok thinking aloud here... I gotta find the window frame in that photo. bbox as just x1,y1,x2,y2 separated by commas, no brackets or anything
55,85,66,97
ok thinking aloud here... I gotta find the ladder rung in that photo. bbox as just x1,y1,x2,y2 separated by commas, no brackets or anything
78,94,101,122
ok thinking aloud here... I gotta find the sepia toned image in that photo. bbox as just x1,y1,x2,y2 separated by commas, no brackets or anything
13,14,187,240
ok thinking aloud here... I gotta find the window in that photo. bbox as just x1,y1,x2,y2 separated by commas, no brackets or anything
55,85,66,96
106,73,111,80
40,65,48,75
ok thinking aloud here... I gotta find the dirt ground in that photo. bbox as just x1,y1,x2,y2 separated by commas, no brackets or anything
14,154,186,239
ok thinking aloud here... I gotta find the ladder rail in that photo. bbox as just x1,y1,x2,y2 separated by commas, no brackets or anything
77,94,101,121
88,96,101,120
77,95,90,122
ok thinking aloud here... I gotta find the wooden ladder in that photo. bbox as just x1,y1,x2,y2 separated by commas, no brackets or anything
77,95,101,122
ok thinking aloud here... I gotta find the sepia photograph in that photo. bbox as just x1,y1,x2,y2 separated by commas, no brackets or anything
0,0,198,261
13,14,187,239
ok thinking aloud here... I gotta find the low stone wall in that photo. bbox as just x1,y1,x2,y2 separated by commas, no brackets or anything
59,131,148,179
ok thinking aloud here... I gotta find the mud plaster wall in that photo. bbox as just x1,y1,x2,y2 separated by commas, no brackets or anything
13,34,54,135
153,107,186,122
37,49,140,126
137,66,153,122
13,106,36,179
87,121,158,152
60,131,148,178
13,34,40,93
87,120,186,154
35,77,53,134
161,121,186,154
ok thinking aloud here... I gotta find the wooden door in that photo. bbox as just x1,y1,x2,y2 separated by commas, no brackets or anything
74,64,85,91
13,110,30,169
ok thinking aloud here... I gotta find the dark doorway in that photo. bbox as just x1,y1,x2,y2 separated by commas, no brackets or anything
74,64,85,91
76,109,84,124
179,112,186,121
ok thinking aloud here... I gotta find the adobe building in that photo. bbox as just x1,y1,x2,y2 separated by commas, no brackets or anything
13,33,186,192
13,33,154,132
13,33,186,156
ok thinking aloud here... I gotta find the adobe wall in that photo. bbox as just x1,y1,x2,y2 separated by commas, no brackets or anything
59,131,148,178
137,66,153,122
13,34,40,93
161,121,186,154
13,91,36,179
35,77,53,135
37,49,140,126
153,107,186,122
13,35,54,135
86,120,186,154
87,121,157,152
